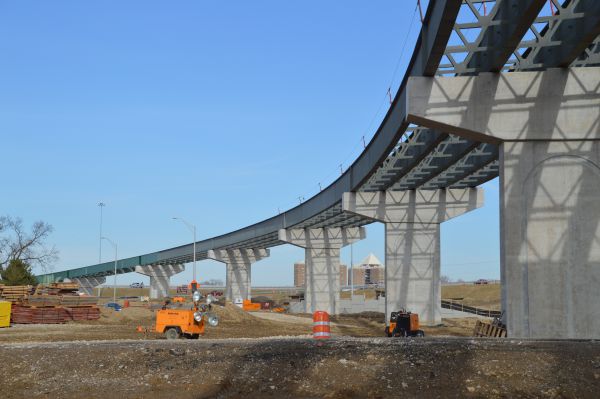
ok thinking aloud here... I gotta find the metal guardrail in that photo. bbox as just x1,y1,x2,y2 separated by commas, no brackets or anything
441,299,501,318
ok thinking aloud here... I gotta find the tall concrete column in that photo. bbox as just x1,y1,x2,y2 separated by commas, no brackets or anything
279,227,366,314
73,276,106,296
343,189,483,325
207,248,269,302
135,264,185,299
407,67,600,338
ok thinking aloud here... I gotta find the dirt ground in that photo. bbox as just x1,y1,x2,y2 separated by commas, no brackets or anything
0,301,482,343
2,287,595,398
1,337,598,399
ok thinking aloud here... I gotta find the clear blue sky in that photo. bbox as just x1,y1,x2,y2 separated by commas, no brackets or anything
0,0,499,286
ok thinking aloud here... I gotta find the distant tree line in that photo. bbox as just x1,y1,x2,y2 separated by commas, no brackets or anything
0,216,58,286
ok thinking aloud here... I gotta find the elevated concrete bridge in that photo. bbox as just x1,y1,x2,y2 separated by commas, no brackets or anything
38,0,600,339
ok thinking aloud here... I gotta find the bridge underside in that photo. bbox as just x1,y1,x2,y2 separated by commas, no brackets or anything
37,0,600,339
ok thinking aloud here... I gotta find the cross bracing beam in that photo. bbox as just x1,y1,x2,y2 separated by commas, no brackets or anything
517,0,600,69
390,134,478,190
361,127,449,191
443,0,546,75
450,160,500,188
572,35,600,67
422,143,499,188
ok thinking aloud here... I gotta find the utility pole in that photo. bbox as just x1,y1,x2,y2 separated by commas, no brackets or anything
98,202,105,263
173,217,197,282
350,242,354,297
101,236,118,304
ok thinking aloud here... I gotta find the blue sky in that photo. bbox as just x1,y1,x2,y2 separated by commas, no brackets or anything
0,0,499,286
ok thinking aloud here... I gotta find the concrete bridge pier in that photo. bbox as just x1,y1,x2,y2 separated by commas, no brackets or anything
279,227,366,315
73,276,106,296
135,264,185,299
407,67,600,338
343,189,483,326
207,248,270,302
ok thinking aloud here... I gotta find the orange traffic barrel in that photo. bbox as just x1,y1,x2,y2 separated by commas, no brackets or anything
123,300,130,308
313,311,330,339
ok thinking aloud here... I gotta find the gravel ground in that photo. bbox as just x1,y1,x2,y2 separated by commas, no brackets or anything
1,337,599,398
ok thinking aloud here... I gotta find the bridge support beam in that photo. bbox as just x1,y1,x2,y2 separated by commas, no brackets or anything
343,189,483,326
207,249,269,302
279,227,366,315
73,276,106,296
135,264,185,299
407,67,600,338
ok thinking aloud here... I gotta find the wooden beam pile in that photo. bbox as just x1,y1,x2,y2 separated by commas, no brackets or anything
62,306,100,321
0,285,34,302
11,304,101,324
10,305,65,324
33,282,80,296
8,282,102,324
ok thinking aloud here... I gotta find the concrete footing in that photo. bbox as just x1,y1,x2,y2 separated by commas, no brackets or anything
207,249,269,302
73,276,106,296
135,264,185,299
407,67,600,338
279,227,366,315
343,189,483,325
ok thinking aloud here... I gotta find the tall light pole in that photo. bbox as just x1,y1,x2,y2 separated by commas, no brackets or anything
350,242,354,297
101,236,118,304
98,202,106,263
173,217,197,282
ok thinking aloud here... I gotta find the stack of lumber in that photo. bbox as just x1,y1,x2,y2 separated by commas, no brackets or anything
11,304,101,324
59,295,99,306
9,282,102,324
26,295,62,307
10,305,65,324
33,282,79,296
0,285,34,302
62,306,100,321
27,294,99,307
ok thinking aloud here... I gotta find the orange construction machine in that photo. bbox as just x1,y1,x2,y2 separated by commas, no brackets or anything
155,290,219,340
386,309,425,337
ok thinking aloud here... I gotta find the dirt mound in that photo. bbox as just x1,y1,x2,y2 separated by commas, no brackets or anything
211,303,262,323
86,306,156,326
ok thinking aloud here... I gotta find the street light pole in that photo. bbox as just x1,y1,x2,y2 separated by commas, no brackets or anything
101,236,118,304
350,242,354,297
173,217,197,282
98,202,105,263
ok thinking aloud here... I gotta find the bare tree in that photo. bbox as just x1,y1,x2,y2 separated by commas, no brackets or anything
440,275,452,284
0,216,59,274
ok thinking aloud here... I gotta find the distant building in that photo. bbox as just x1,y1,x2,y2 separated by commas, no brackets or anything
294,262,348,287
351,253,384,286
340,264,348,287
293,262,305,287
